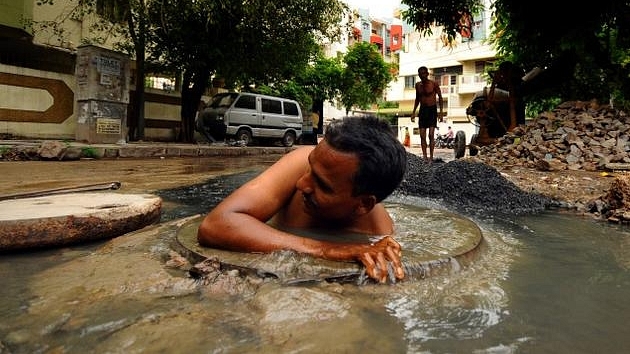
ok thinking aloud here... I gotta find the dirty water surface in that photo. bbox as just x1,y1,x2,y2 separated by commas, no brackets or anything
1,154,630,353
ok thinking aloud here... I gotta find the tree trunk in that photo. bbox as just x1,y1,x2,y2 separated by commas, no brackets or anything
179,69,210,143
127,2,146,141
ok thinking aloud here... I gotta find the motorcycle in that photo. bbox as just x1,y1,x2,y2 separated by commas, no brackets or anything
435,134,455,149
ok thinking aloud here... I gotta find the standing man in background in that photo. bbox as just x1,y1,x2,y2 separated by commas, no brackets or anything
410,66,444,163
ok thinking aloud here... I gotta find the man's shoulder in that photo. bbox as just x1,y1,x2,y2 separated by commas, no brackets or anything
286,145,315,159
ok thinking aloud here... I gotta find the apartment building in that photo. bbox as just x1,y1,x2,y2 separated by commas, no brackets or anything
389,2,497,145
320,7,404,123
332,2,498,145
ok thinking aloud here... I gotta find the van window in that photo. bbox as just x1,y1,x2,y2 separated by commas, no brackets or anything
234,95,256,110
261,98,282,114
209,93,238,108
283,101,299,116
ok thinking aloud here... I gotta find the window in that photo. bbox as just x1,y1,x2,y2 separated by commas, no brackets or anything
405,75,416,89
439,75,457,86
234,95,256,110
261,98,282,114
283,101,299,116
475,61,488,74
209,93,238,108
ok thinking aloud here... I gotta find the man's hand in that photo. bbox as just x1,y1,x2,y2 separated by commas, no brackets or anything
358,236,404,283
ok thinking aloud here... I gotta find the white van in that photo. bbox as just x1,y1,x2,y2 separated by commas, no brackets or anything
196,92,303,147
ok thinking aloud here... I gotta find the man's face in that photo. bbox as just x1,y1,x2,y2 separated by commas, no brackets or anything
418,68,429,80
295,140,364,221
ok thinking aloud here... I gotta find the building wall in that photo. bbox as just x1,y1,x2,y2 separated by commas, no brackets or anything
0,63,76,139
1,0,33,34
0,1,194,142
1,60,187,141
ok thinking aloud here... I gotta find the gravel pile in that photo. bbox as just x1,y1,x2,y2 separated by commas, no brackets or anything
396,153,554,216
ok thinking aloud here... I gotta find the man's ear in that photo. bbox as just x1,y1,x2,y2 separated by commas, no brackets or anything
355,195,377,216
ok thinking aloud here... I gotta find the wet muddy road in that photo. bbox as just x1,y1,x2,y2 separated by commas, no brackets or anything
0,156,282,198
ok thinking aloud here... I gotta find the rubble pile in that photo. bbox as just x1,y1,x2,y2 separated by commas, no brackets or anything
470,100,630,223
471,100,630,171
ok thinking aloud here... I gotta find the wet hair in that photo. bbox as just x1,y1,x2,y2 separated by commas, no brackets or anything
324,116,407,202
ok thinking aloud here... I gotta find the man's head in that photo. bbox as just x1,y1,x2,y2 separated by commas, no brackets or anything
323,116,407,202
418,66,429,80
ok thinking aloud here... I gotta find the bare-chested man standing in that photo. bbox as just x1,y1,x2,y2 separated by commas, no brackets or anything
410,66,444,162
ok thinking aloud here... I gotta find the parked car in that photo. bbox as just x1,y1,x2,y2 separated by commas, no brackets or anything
196,92,303,147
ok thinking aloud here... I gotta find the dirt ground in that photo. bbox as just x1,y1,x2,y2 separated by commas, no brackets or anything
0,149,613,213
0,156,282,198
483,163,614,209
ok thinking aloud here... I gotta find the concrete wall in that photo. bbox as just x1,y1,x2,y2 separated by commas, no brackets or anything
0,63,77,140
0,62,189,142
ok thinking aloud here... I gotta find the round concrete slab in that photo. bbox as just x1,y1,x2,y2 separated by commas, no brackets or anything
175,206,484,284
0,192,162,252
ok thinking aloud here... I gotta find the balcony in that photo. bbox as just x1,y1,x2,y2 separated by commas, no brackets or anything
458,74,487,94
370,34,383,45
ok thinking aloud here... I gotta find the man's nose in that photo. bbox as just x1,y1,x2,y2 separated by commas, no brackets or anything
296,173,313,193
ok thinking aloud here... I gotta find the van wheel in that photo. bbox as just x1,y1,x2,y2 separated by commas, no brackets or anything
282,131,296,147
236,129,252,146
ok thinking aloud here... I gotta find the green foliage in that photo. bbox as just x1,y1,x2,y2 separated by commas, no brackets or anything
300,53,345,103
525,97,562,119
378,100,399,109
144,0,347,141
147,0,347,89
401,0,484,43
341,42,394,111
80,147,100,159
258,44,395,115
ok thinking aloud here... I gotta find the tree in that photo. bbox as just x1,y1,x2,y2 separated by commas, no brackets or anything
30,0,348,143
148,0,348,142
401,0,482,43
401,0,630,109
296,53,344,131
340,42,394,113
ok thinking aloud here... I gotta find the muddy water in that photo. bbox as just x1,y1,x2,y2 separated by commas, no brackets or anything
2,157,630,353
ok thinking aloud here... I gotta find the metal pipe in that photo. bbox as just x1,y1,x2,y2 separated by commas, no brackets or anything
0,182,122,201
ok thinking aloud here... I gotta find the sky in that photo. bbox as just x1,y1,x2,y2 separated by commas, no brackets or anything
344,0,402,18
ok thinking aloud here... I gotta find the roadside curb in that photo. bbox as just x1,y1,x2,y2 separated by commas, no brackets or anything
0,140,294,160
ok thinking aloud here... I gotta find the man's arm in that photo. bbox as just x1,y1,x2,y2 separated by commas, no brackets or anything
197,147,404,282
435,81,444,120
197,146,312,252
410,82,421,121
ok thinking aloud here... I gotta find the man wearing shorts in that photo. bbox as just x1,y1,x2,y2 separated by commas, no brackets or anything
410,66,444,162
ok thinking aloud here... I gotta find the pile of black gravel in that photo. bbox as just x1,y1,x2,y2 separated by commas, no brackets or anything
159,153,553,221
395,153,554,216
